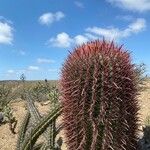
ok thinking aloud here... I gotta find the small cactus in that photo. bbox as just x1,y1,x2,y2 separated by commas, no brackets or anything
60,40,140,150
16,91,62,150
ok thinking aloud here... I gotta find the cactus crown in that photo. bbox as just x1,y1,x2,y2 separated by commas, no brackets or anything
60,40,139,150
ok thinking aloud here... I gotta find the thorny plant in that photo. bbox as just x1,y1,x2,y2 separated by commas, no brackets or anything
0,83,17,134
16,81,63,150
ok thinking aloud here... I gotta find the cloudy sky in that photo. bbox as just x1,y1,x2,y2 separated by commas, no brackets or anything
0,0,150,80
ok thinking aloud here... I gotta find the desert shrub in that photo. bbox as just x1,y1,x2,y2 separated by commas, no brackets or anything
134,63,147,92
29,80,59,104
0,83,12,111
3,105,17,134
29,81,49,102
0,83,17,133
47,85,60,109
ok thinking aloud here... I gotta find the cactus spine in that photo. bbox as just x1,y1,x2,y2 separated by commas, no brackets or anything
60,40,140,150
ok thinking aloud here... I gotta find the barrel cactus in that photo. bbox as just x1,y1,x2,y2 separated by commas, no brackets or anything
60,40,140,150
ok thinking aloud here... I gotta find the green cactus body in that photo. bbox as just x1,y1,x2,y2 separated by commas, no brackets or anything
60,40,139,150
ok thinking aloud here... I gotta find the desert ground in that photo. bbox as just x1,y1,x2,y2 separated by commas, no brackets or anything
0,79,150,150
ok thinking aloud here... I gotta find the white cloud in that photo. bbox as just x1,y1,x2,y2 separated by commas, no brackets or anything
86,18,146,41
39,11,65,25
107,0,150,12
86,27,120,40
39,13,53,25
47,18,146,47
0,21,13,44
74,1,84,8
84,33,98,40
0,16,12,24
48,32,90,48
7,69,15,74
128,18,146,33
49,32,73,48
74,35,88,45
55,11,65,21
28,66,39,71
37,58,55,64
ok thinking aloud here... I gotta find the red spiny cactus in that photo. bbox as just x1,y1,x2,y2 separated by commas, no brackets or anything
60,40,140,150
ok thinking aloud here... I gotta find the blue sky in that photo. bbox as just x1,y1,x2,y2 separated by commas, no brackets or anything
0,0,150,80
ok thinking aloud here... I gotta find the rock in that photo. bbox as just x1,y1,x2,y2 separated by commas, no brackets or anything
138,126,150,150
